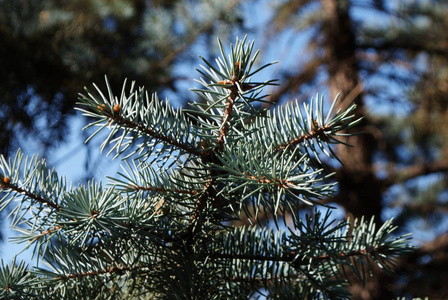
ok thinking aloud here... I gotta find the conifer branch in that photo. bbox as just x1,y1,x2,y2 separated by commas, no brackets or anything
276,122,330,150
1,181,60,211
236,171,307,194
126,184,199,196
53,263,155,281
216,90,237,151
107,112,202,157
0,37,413,299
30,225,64,241
210,237,407,271
187,178,216,240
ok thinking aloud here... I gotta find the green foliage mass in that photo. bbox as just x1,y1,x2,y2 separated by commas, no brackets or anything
0,37,413,299
0,0,242,157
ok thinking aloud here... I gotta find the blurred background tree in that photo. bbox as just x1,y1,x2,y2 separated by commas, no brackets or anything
0,0,242,170
1,0,448,298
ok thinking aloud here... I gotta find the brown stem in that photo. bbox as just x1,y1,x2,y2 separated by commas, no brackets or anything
32,225,64,241
128,184,199,195
276,123,330,150
3,182,60,211
54,263,155,281
210,246,387,266
216,90,237,151
110,113,201,157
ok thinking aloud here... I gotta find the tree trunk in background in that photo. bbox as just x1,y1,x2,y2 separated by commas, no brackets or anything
321,0,382,222
321,1,388,299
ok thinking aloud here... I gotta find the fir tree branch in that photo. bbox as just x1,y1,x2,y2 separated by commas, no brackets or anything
276,122,330,150
228,273,306,287
52,263,156,281
79,80,201,163
187,179,216,239
1,180,60,211
30,225,64,241
209,245,399,267
216,89,237,151
215,60,260,151
0,36,415,299
126,184,199,196
108,112,202,157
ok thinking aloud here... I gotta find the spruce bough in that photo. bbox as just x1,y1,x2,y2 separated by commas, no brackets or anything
0,37,413,299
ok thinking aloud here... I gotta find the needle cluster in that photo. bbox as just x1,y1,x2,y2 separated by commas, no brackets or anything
0,37,413,299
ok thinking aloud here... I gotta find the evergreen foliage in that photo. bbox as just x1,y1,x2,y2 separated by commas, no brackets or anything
0,38,413,299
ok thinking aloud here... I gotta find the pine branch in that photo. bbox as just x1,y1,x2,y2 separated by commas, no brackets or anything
77,80,201,163
0,37,414,299
106,110,201,157
276,122,332,150
126,184,199,196
216,85,238,151
1,179,60,211
0,258,34,298
249,94,362,165
51,262,155,281
27,225,64,242
108,159,206,198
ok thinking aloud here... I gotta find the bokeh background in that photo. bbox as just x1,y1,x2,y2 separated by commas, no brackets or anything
1,0,448,299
